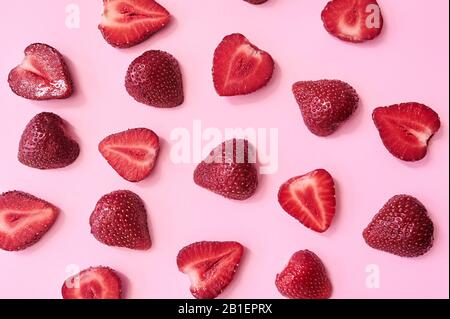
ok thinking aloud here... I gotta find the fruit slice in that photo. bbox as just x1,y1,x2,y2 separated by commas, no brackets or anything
0,191,59,251
372,102,441,161
321,0,383,43
213,33,274,96
99,128,160,182
177,241,244,299
278,169,336,233
275,250,332,299
99,0,171,48
8,43,73,100
62,266,122,299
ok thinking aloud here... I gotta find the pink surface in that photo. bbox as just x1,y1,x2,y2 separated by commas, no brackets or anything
0,0,449,299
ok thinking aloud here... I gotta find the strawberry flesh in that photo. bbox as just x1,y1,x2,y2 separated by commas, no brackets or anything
372,102,441,161
8,43,73,100
62,266,122,299
177,241,244,299
278,169,336,233
99,0,171,48
0,191,58,251
213,33,274,96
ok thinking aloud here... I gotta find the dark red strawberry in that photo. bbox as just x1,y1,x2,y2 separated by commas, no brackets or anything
244,0,268,4
177,241,244,299
292,80,359,136
90,190,151,250
372,103,441,162
125,50,183,108
99,0,171,48
275,250,332,299
321,0,383,43
194,139,258,200
99,128,160,182
8,43,73,100
62,266,122,299
363,195,434,257
0,191,58,251
278,169,336,233
18,112,80,169
212,33,274,96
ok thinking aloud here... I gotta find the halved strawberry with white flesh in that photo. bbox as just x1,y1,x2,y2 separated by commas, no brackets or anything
99,0,171,48
321,0,383,43
99,128,160,182
0,191,59,251
278,169,336,233
8,43,73,100
62,266,122,299
373,103,441,161
177,241,244,299
212,33,274,96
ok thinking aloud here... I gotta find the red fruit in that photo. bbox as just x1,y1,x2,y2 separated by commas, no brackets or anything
98,0,171,48
363,195,434,257
18,112,80,169
125,50,183,108
0,191,58,251
275,250,332,299
99,128,160,182
292,80,359,136
372,103,441,162
321,0,383,43
62,266,122,299
244,0,268,4
278,169,336,233
8,43,73,100
90,190,151,250
213,33,274,96
194,139,258,200
177,241,244,299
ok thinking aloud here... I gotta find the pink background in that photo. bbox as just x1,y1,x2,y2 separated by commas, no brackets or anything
0,0,448,299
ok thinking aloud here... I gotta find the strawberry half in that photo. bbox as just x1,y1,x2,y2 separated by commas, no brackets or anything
194,139,258,200
177,241,244,299
292,79,359,136
278,169,336,233
275,250,332,299
90,190,151,250
62,266,122,299
125,50,184,108
0,191,58,251
372,102,441,162
321,0,383,43
244,0,268,4
18,112,80,169
8,43,73,100
99,128,160,182
212,33,274,96
98,0,171,48
363,195,434,257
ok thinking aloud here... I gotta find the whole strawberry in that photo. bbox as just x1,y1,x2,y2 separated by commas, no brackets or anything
275,250,332,299
194,139,258,200
125,50,183,108
18,112,80,169
363,195,434,257
292,79,359,136
90,190,151,250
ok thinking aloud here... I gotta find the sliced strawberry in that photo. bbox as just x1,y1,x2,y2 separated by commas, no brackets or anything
177,241,244,299
62,266,122,299
321,0,383,43
0,191,59,251
212,33,274,96
278,169,336,233
8,43,73,100
99,0,171,48
275,250,332,299
99,128,160,182
372,102,441,161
